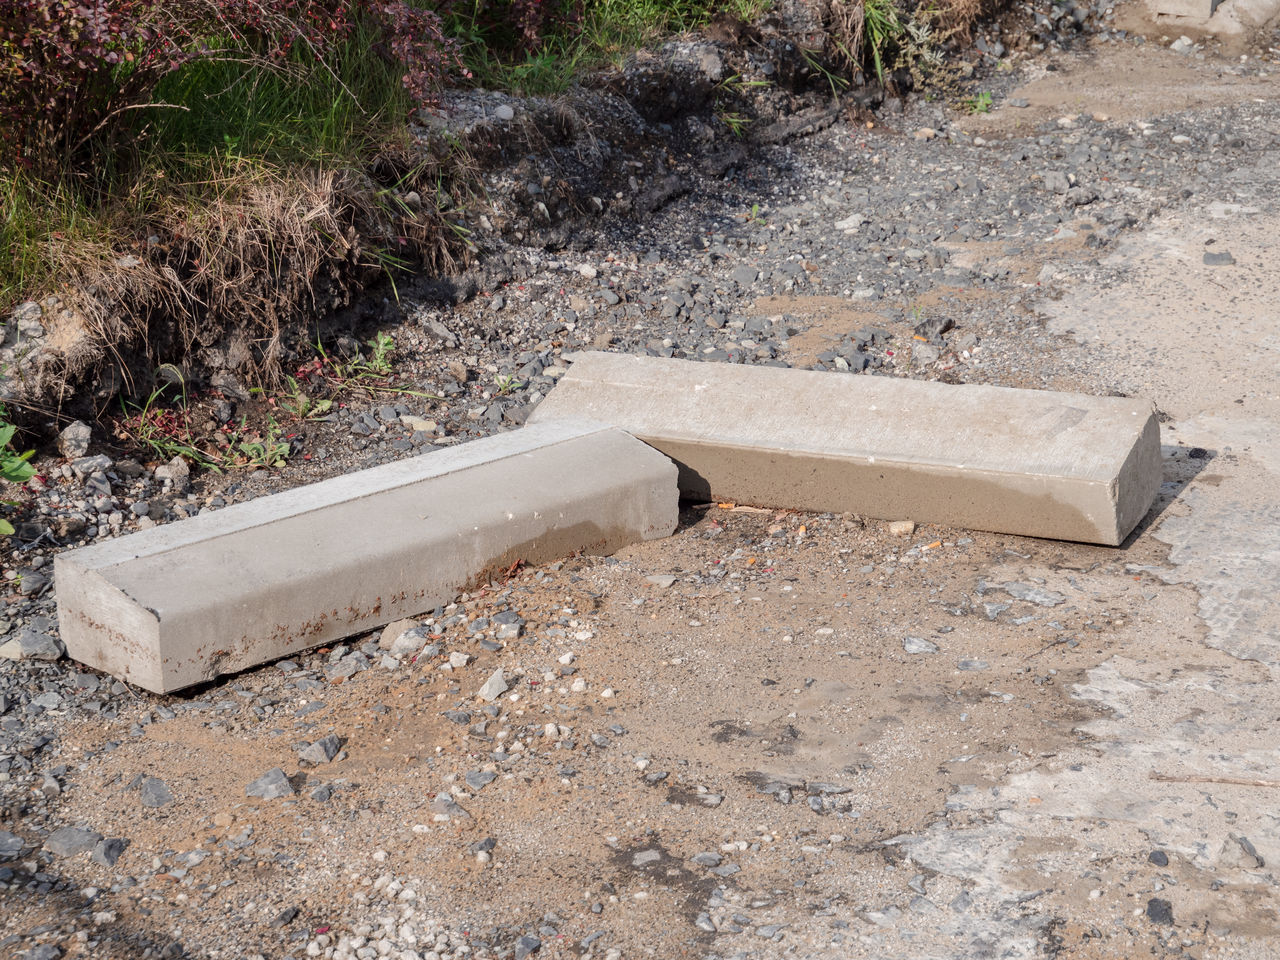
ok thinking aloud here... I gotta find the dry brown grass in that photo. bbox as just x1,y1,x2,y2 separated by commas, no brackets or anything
818,0,1012,81
932,0,1008,42
824,0,867,72
10,152,473,424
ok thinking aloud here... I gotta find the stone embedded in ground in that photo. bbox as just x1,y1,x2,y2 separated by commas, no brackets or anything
378,619,418,651
477,669,508,702
903,636,939,654
389,628,428,659
299,734,341,765
530,351,1161,545
45,826,102,857
0,830,23,859
246,768,294,800
57,420,92,459
139,777,173,808
1146,897,1175,925
55,420,679,693
430,795,470,820
0,616,65,662
1004,582,1067,606
91,837,129,867
70,454,111,479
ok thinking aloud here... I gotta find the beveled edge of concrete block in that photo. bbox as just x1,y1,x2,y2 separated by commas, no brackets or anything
58,418,629,569
54,419,679,693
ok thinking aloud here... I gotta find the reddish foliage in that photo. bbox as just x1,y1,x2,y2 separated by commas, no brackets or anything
446,0,583,54
0,0,459,178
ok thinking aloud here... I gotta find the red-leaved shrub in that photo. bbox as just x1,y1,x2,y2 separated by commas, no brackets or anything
0,0,459,179
441,0,582,57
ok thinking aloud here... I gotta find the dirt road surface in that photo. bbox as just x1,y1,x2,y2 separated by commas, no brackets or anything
4,8,1280,960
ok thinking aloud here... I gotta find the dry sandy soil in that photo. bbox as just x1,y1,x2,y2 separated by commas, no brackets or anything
4,6,1280,960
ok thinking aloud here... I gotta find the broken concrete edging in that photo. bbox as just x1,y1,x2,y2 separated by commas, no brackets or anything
54,420,679,693
530,351,1161,545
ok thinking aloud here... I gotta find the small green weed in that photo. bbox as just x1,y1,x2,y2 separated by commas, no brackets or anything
0,408,36,537
716,73,771,95
963,91,993,114
273,376,334,421
297,334,439,406
802,49,849,100
235,419,292,468
493,374,524,396
362,332,396,376
718,110,752,137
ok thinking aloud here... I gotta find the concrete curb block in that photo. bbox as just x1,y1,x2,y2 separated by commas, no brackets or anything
529,352,1161,545
54,420,678,693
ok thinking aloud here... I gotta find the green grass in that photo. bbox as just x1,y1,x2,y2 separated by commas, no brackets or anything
0,0,776,315
452,0,772,94
0,14,414,315
0,174,106,314
150,16,412,164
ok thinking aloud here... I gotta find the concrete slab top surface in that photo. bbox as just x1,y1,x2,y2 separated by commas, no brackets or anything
531,351,1155,483
529,351,1161,545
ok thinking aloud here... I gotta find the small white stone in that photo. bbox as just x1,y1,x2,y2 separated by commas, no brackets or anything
477,669,507,701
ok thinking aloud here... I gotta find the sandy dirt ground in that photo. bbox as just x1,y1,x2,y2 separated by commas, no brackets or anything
5,9,1280,960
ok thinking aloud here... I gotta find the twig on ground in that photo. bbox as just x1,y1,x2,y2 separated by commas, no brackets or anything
1150,772,1280,788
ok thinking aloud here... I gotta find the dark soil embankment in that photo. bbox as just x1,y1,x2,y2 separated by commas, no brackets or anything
0,0,1067,439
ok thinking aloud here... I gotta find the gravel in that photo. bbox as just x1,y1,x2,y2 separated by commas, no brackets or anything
138,776,174,808
2,6,1278,958
245,768,295,800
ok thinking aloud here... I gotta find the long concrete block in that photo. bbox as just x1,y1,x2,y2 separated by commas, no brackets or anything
1150,0,1219,18
529,352,1160,545
55,421,678,693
